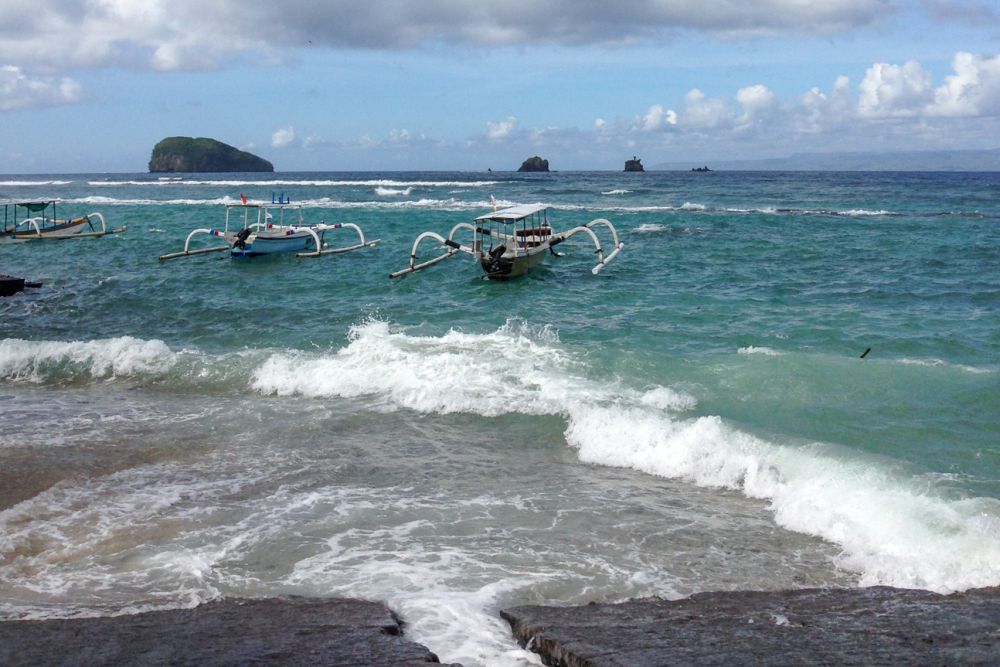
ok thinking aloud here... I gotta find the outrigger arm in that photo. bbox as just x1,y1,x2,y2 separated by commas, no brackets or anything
389,223,477,278
297,223,380,257
549,218,625,274
17,212,124,239
158,228,231,261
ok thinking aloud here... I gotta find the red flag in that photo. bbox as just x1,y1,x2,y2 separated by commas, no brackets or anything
240,193,247,205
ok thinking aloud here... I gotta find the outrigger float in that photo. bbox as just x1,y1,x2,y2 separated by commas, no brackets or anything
389,203,623,279
158,199,379,261
1,201,123,240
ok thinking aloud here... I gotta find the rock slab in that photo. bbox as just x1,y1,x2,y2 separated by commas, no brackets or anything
0,596,460,666
501,586,1000,666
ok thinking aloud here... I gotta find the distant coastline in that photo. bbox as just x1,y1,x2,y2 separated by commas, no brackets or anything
652,148,1000,172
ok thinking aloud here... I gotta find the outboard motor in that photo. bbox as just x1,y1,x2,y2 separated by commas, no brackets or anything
484,243,507,276
233,227,252,249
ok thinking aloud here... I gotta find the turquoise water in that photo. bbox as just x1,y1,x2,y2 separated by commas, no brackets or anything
1,171,998,665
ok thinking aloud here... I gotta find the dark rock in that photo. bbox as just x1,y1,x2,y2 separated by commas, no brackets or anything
691,165,711,172
502,586,1000,666
0,596,460,666
0,274,26,297
518,156,549,172
624,156,644,172
149,136,273,173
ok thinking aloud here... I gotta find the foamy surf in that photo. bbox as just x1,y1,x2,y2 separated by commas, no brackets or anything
0,337,177,383
251,319,1000,594
87,179,499,188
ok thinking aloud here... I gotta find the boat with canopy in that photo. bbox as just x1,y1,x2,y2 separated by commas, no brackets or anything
389,203,623,279
1,201,122,240
158,199,379,261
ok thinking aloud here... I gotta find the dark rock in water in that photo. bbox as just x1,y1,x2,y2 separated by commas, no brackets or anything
502,586,1000,666
0,597,460,666
518,155,550,172
149,136,274,173
624,156,644,172
691,165,711,172
0,274,26,297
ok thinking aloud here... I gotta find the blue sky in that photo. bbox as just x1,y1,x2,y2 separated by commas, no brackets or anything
1,1,999,172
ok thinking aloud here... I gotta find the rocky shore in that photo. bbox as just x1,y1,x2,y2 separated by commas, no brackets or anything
3,587,998,666
0,597,457,667
502,586,1000,666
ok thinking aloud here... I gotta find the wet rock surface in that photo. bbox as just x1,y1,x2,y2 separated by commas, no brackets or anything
501,586,1000,666
0,596,459,666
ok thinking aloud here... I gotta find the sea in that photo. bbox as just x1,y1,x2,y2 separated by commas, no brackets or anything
1,171,998,666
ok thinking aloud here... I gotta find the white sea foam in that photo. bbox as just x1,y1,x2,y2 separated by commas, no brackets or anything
601,189,632,195
738,346,784,356
87,179,498,188
680,202,707,211
839,208,893,217
0,180,72,186
58,196,508,211
0,337,177,382
374,186,413,196
251,319,1000,593
899,358,993,374
636,223,667,233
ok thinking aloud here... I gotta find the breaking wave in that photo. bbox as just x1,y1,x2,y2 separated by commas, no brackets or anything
4,324,998,594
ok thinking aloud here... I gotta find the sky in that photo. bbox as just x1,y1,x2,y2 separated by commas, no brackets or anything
1,0,999,172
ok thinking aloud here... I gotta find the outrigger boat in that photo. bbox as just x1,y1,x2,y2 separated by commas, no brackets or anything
158,199,379,261
389,203,623,279
1,200,123,240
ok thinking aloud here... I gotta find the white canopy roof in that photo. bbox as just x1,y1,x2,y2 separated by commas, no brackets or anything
475,203,549,222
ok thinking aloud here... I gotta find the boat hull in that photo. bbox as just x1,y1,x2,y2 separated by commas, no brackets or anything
6,218,89,239
231,230,323,257
479,245,548,279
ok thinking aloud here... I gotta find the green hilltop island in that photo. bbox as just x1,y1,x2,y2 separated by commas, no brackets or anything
148,137,273,173
517,155,549,172
624,156,644,172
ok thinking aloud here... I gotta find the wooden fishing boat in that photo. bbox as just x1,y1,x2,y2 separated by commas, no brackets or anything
159,199,379,261
1,201,122,240
389,203,623,279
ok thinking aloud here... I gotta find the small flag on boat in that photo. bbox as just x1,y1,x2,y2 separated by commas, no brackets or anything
240,193,247,205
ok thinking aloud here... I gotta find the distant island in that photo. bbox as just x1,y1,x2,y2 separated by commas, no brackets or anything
518,156,549,172
148,137,273,173
624,156,644,172
691,166,711,172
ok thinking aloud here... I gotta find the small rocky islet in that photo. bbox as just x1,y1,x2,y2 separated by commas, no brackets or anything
148,137,273,173
517,155,549,172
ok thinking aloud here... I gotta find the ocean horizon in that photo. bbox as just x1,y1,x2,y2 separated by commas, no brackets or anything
2,169,998,666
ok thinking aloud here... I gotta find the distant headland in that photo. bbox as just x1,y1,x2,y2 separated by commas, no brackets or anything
518,156,549,172
148,137,273,173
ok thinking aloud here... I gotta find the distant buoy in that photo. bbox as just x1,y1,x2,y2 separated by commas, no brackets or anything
860,347,871,359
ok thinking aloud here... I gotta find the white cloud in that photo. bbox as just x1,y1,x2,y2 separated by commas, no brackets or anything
736,84,776,117
798,75,854,132
858,60,933,117
930,52,1000,117
0,65,82,111
640,104,678,131
682,89,732,129
271,126,295,148
487,116,518,140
